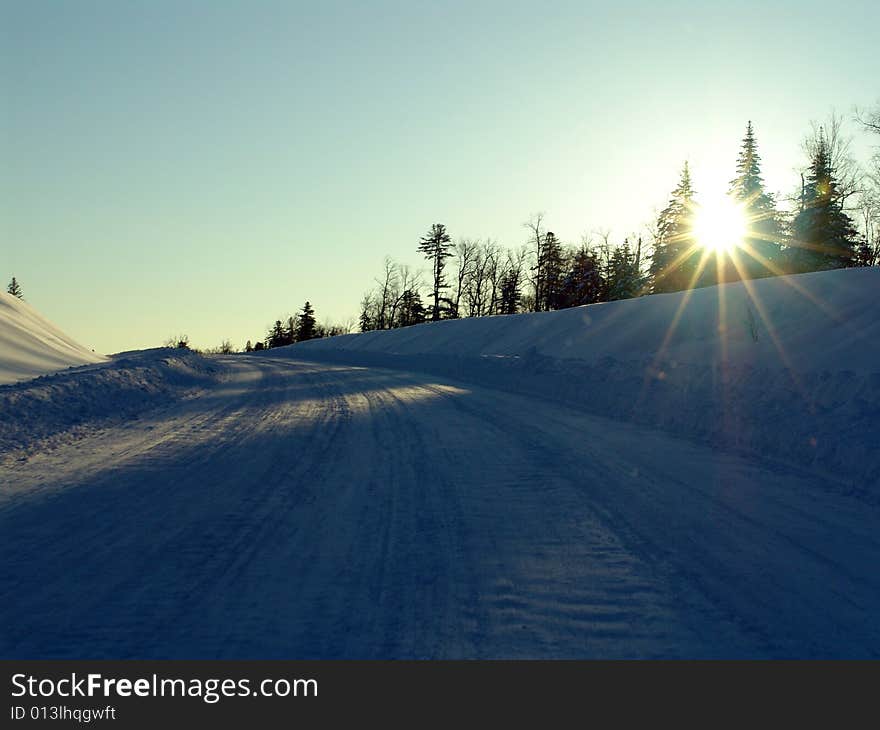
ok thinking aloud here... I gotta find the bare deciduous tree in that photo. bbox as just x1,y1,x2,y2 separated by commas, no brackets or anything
451,238,478,318
856,100,880,136
374,257,399,330
462,239,501,317
389,264,423,328
523,213,546,312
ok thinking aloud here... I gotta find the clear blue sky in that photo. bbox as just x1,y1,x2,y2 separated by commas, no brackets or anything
2,0,878,353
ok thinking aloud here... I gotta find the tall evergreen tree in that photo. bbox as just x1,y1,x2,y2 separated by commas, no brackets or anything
728,121,783,277
498,268,522,314
789,129,859,273
535,231,565,310
358,293,377,332
7,277,23,299
296,301,317,341
561,245,604,307
418,223,454,321
650,162,698,293
267,320,286,348
605,238,643,301
396,289,425,327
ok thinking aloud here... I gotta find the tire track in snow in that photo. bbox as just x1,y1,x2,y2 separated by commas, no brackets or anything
4,357,879,658
355,373,719,658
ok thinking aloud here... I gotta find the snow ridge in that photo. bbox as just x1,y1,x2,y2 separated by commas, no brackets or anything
0,349,223,461
289,268,880,489
0,291,106,385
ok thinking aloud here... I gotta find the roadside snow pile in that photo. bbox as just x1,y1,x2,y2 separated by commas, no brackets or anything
0,349,222,461
289,268,880,487
0,291,106,385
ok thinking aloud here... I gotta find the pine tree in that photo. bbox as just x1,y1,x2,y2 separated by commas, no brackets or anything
605,239,643,301
561,245,604,307
728,121,783,278
650,162,698,293
498,269,522,314
7,277,23,299
535,231,565,310
295,301,317,341
396,289,425,327
267,320,286,348
359,305,373,332
418,223,454,321
245,340,254,353
789,129,859,273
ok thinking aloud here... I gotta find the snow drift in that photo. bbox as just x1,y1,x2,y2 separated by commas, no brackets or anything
0,291,106,385
0,348,223,461
289,268,880,488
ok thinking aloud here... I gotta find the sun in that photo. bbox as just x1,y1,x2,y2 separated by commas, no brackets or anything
693,196,747,254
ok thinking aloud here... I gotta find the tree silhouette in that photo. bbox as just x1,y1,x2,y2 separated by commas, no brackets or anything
7,277,23,299
418,223,454,321
650,162,697,293
728,121,784,278
267,320,286,348
535,231,565,310
396,289,426,327
789,130,859,272
296,301,317,341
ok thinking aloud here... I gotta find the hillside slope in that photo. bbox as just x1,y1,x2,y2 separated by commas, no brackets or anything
295,267,878,372
0,291,106,385
291,268,880,487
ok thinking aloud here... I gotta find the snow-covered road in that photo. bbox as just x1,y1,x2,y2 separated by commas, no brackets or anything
2,356,879,658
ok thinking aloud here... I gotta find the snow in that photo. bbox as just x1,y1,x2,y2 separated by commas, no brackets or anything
1,268,879,659
1,348,224,461
294,268,879,372
0,291,106,385
290,268,880,489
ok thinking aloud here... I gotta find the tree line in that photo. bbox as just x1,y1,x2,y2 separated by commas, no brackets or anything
156,103,880,352
358,109,880,332
256,300,322,351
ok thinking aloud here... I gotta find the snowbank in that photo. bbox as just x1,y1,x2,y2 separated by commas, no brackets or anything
0,349,222,460
0,291,106,385
288,268,880,487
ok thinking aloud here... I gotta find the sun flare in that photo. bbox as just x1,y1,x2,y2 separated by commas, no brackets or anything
693,196,747,254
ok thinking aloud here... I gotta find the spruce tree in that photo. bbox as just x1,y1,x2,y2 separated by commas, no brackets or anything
418,223,453,321
535,231,565,310
396,289,425,327
789,130,859,273
359,304,373,332
650,162,698,293
7,277,23,299
728,121,783,277
498,269,522,314
605,239,643,301
296,301,317,341
561,245,604,307
268,320,286,348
